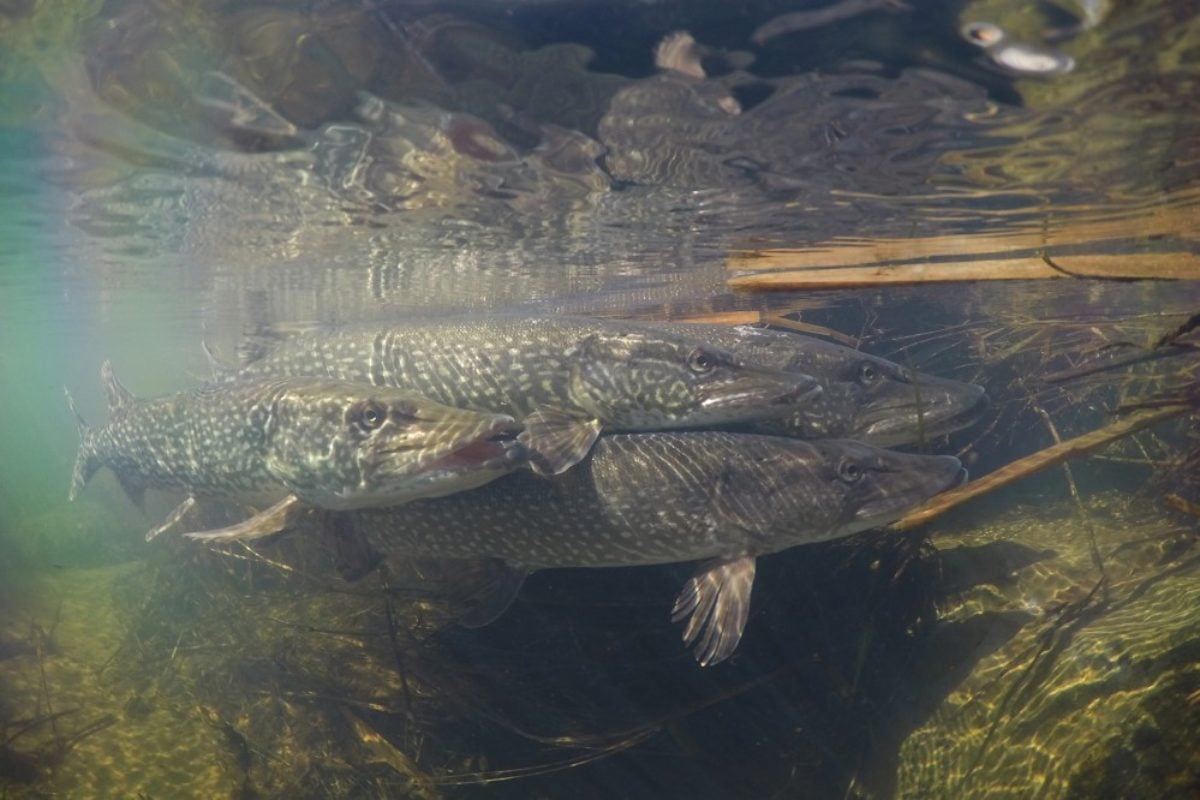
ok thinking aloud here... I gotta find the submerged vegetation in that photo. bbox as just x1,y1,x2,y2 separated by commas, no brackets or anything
1,298,1195,798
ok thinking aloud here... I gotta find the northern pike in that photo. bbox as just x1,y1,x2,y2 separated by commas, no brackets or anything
226,316,822,474
309,432,965,666
67,362,526,540
648,323,988,446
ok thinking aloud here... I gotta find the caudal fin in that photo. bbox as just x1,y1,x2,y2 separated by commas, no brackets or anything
64,387,98,501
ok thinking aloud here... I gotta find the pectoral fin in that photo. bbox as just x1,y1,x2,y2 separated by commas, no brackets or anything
146,495,198,542
184,495,301,543
519,407,602,476
457,560,528,628
671,555,757,667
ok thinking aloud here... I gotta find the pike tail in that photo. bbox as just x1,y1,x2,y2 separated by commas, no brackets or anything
65,387,99,501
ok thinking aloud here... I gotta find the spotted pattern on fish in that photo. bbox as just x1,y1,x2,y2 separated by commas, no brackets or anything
347,431,964,664
231,316,820,434
68,365,527,512
353,432,963,567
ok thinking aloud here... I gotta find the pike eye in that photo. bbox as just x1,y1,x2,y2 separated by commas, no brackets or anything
688,348,717,374
352,401,387,430
837,459,863,483
857,362,880,385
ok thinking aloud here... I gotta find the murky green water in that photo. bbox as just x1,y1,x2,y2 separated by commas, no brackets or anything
1,0,1197,797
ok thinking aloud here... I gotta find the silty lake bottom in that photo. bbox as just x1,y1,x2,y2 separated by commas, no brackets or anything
0,0,1198,796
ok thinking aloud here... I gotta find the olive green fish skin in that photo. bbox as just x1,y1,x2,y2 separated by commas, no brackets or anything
70,376,526,510
231,316,820,432
652,323,988,446
347,431,962,666
352,432,965,568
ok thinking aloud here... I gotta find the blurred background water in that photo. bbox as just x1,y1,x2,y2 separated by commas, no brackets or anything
1,0,1198,797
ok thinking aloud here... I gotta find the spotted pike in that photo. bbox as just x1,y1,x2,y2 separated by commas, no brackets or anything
227,315,822,474
325,432,965,666
649,323,988,446
67,362,526,541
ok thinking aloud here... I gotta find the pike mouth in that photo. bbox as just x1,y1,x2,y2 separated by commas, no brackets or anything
396,430,526,501
858,385,988,441
428,420,527,473
355,424,526,506
855,457,966,521
700,378,822,412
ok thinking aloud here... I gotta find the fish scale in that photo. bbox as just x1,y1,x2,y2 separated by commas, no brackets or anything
230,315,821,475
84,380,291,496
68,364,528,540
345,431,965,665
246,321,654,416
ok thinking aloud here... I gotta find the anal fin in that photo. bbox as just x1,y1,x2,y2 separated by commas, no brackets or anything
519,407,602,476
671,555,757,667
325,511,383,582
457,560,528,628
184,495,301,544
115,472,146,510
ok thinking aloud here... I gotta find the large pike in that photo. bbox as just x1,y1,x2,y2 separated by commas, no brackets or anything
650,323,988,446
320,432,965,665
67,362,526,540
227,316,821,474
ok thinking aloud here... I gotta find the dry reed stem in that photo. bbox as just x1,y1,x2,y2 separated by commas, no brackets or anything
892,404,1192,530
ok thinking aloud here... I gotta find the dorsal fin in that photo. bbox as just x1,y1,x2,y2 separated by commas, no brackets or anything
200,341,235,381
100,360,134,412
